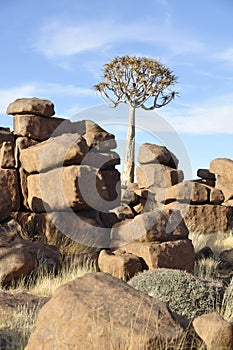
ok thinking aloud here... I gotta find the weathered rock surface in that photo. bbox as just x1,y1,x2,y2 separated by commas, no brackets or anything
20,133,89,173
25,273,185,350
136,164,184,191
111,209,189,246
210,157,233,183
216,175,233,201
193,312,233,350
27,165,120,212
13,114,67,141
98,249,142,280
0,141,15,168
81,150,120,169
0,239,61,286
138,143,179,168
155,181,209,204
219,249,233,266
165,203,232,233
80,120,117,150
197,168,215,180
14,211,109,252
116,239,195,272
6,97,55,117
0,169,20,212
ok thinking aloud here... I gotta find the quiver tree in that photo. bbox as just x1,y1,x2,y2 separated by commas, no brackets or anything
94,55,178,186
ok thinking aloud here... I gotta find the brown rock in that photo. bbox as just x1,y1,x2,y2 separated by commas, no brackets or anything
216,175,233,201
0,129,14,146
25,273,185,350
194,178,216,187
0,169,20,211
197,168,215,180
166,203,233,233
20,133,89,173
6,97,55,117
155,181,209,204
81,121,117,151
110,204,134,220
27,165,120,212
222,199,233,207
118,239,195,272
98,249,142,280
191,181,225,204
81,150,120,169
0,141,15,168
14,211,109,252
210,157,233,183
136,164,184,191
0,240,61,286
13,114,67,141
111,209,189,246
138,143,179,168
193,312,233,350
219,249,233,266
0,189,12,222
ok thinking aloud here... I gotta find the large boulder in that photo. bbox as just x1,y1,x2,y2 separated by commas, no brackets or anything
216,175,233,201
155,181,209,204
117,239,195,272
25,273,185,350
166,203,233,233
193,312,233,350
6,97,55,117
210,158,233,183
0,169,20,212
98,249,142,280
14,211,110,252
136,164,183,192
27,165,120,212
138,143,179,168
13,114,68,141
0,141,15,168
20,133,89,173
0,239,61,286
111,209,189,246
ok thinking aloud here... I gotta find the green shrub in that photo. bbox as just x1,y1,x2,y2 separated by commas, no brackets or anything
128,268,224,319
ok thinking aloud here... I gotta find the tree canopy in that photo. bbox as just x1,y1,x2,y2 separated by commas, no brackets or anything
94,55,179,110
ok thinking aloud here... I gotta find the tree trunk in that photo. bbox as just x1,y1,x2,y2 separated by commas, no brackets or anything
121,105,135,186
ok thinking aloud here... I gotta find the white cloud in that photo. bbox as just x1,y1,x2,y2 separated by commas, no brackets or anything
74,95,233,135
0,83,94,114
34,19,205,59
214,48,233,64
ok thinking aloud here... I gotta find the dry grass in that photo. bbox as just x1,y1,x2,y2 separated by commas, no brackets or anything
188,228,233,257
0,303,40,350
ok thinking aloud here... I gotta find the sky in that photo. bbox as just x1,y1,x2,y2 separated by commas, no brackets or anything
0,0,233,179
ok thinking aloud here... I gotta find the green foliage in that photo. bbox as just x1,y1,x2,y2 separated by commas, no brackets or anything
128,268,224,319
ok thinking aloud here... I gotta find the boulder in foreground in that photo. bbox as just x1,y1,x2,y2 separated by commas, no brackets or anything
25,272,185,350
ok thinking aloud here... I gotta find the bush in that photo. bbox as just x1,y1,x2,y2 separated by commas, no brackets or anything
128,268,224,319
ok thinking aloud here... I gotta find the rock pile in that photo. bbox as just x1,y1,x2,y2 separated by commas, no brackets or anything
133,143,233,234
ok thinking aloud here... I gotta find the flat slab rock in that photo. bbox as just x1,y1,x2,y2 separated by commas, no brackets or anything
6,97,55,117
25,272,185,350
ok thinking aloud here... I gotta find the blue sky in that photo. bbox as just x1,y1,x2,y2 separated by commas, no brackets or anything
0,0,233,178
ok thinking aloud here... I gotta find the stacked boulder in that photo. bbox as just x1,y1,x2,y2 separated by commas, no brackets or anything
0,97,123,285
133,143,232,234
0,127,20,222
210,158,233,207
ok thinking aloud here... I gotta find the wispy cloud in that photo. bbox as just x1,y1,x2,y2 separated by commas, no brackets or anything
76,94,233,135
214,47,233,64
0,83,94,114
34,19,205,60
